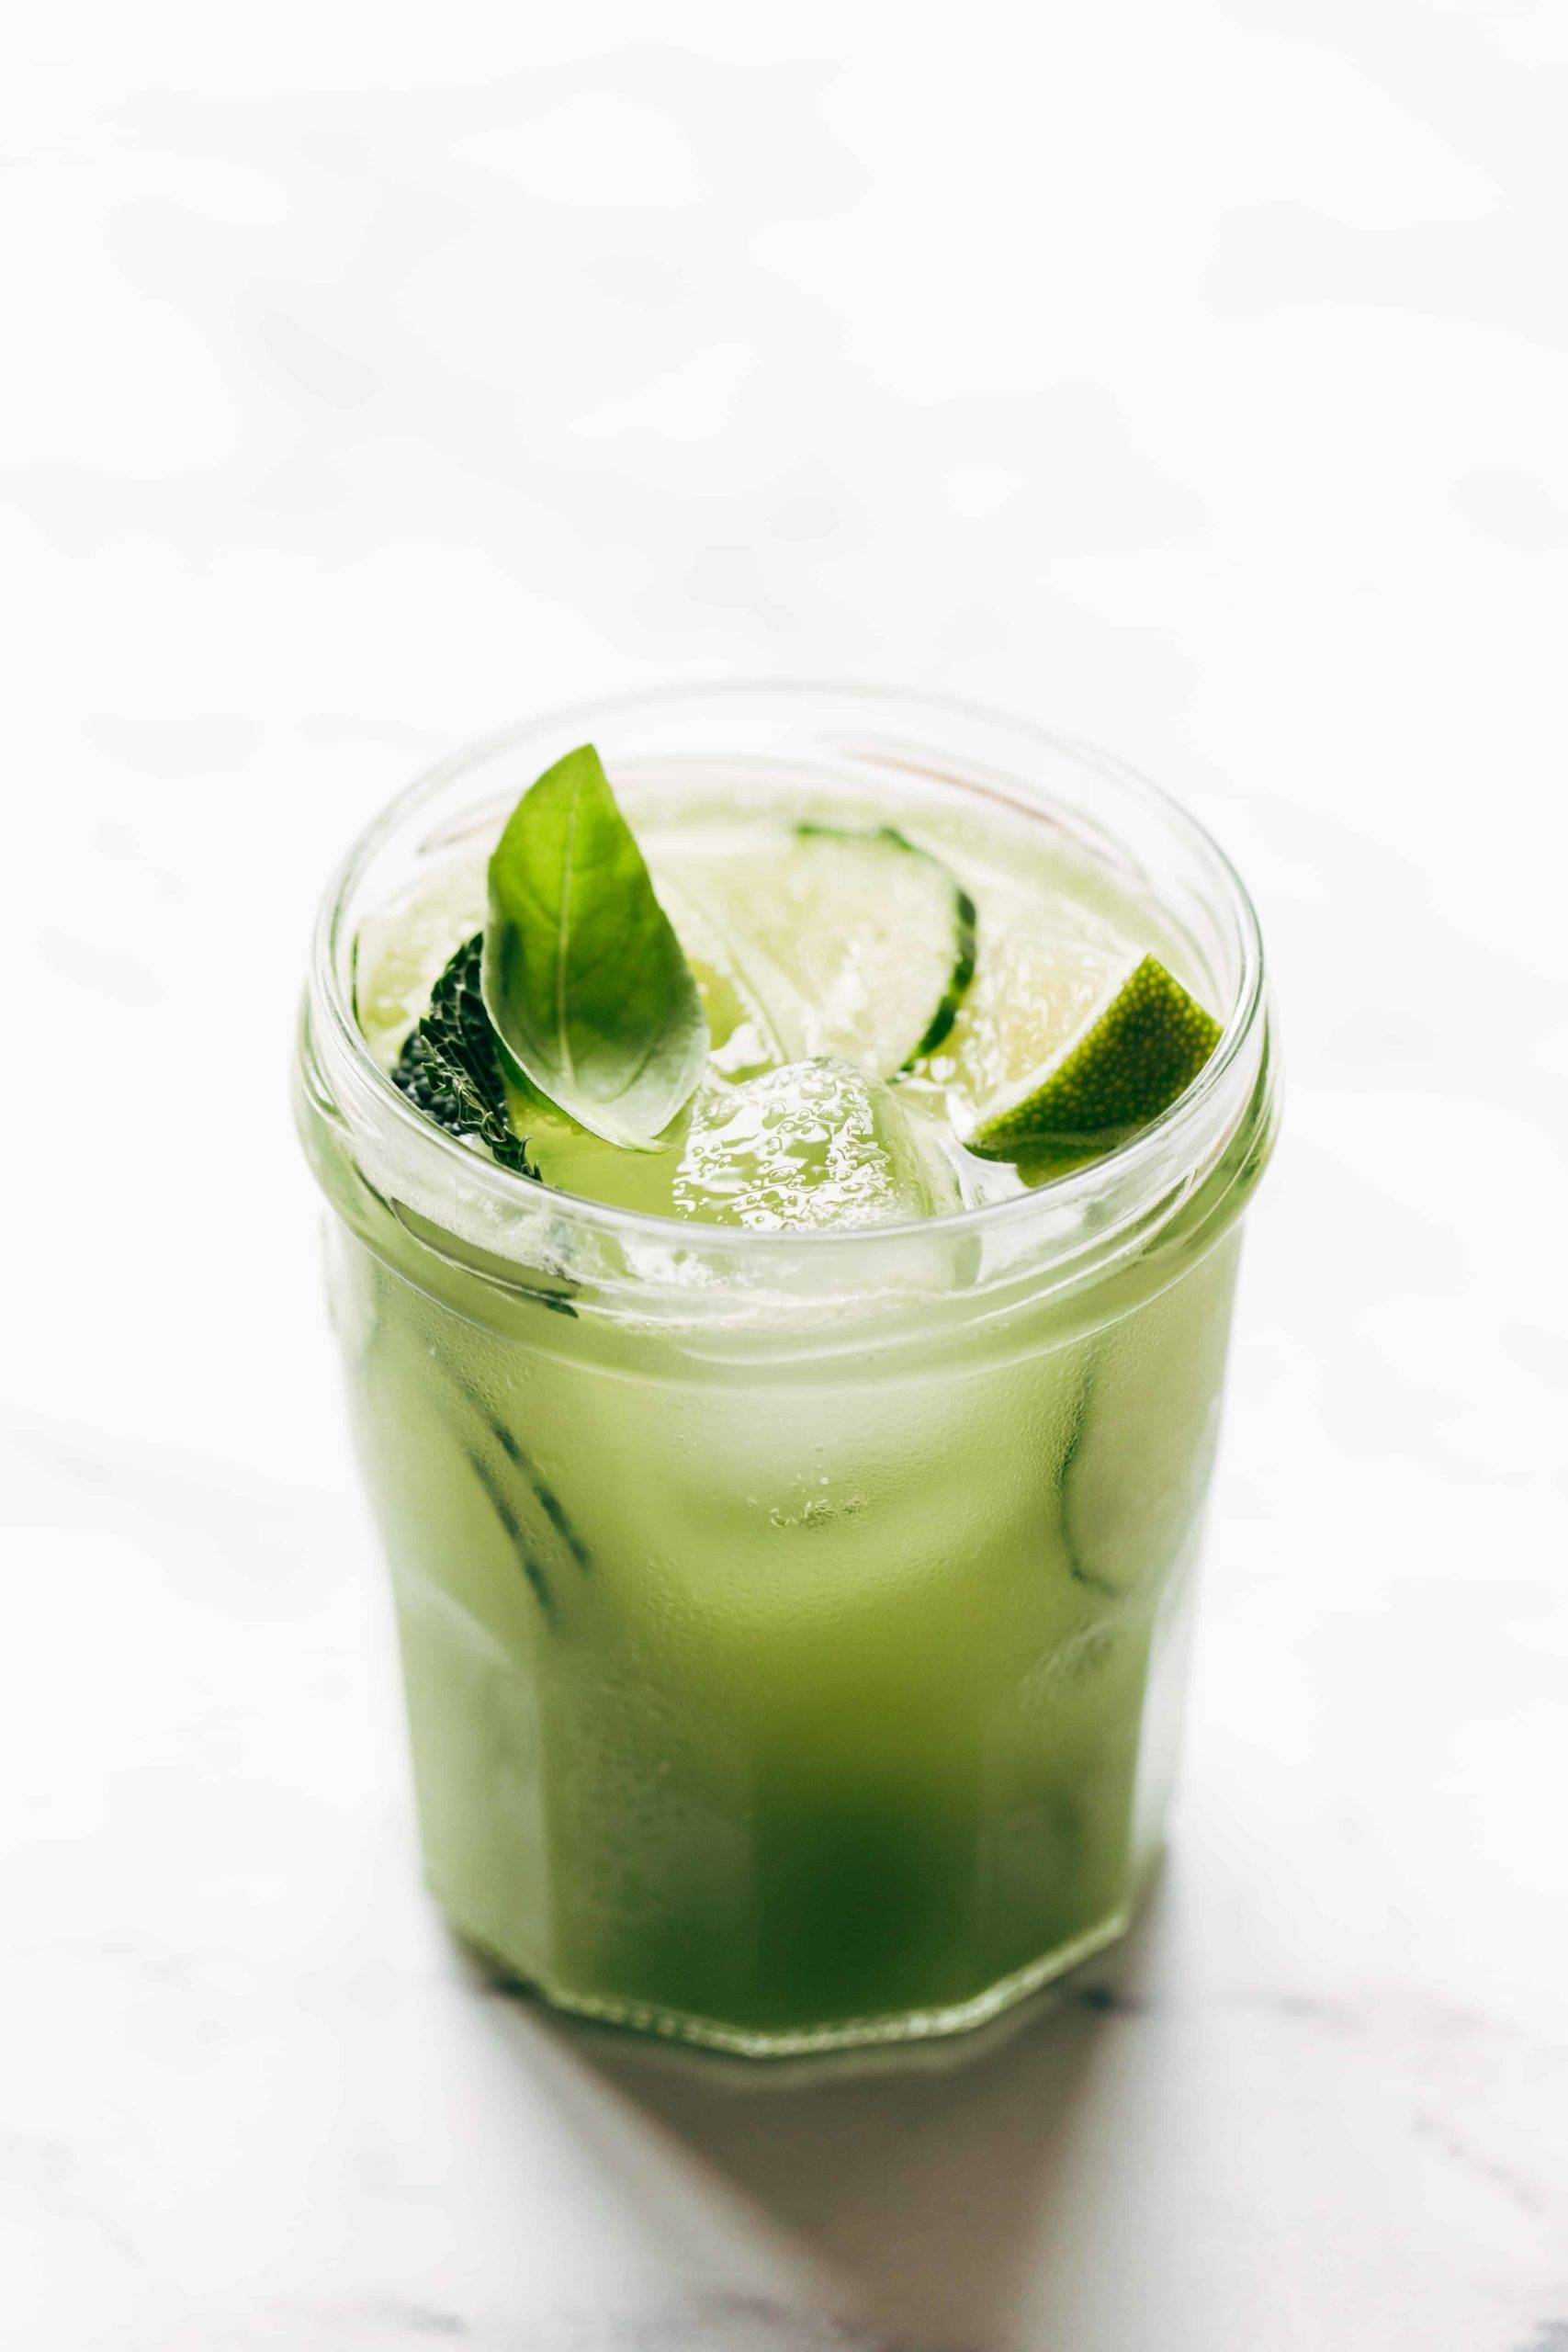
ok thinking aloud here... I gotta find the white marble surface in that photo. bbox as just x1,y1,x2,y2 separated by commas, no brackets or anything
4,8,1566,2346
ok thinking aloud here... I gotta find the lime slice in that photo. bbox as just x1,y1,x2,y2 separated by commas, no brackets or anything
653,879,806,1083
967,955,1221,1158
654,825,976,1081
673,1057,961,1230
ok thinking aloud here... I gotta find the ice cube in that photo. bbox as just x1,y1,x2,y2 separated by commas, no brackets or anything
673,1058,960,1231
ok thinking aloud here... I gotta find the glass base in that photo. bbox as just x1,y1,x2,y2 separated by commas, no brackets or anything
446,1899,1135,2059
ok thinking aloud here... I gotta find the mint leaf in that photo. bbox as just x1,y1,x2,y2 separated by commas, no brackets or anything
392,933,539,1179
481,743,708,1150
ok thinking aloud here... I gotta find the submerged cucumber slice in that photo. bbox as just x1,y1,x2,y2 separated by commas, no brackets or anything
968,955,1221,1159
655,825,976,1082
1061,1241,1242,1594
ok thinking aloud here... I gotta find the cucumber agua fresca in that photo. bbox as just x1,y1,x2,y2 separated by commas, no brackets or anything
324,741,1250,2053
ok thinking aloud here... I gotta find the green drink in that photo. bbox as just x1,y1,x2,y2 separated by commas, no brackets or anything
296,686,1276,2054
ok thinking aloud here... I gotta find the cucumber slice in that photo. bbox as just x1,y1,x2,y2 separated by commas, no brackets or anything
654,825,976,1082
1061,1241,1241,1595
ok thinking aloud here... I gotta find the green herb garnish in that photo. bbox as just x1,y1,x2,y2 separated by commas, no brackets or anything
392,933,539,1178
481,743,707,1150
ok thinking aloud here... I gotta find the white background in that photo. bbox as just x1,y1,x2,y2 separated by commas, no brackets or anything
3,6,1565,2347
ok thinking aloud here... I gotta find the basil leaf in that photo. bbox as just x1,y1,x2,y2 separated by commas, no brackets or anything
481,743,708,1150
392,933,539,1179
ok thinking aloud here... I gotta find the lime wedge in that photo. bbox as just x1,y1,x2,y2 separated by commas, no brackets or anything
967,955,1221,1158
653,825,976,1082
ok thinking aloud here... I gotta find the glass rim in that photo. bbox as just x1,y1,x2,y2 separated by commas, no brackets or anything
307,677,1270,1264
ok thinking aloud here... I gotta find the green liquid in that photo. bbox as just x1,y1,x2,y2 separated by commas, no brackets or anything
305,769,1266,2052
